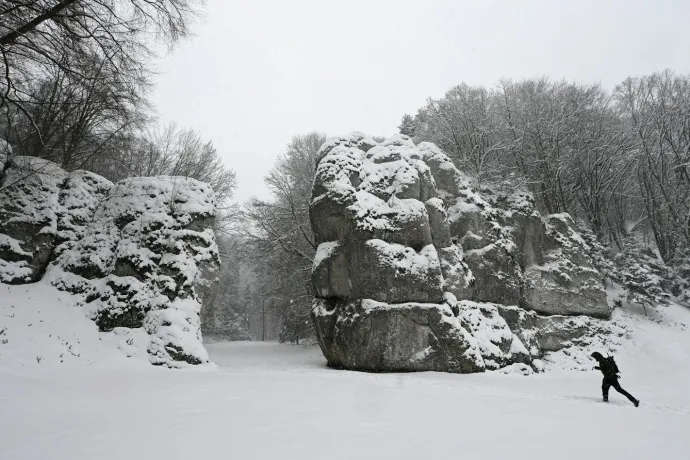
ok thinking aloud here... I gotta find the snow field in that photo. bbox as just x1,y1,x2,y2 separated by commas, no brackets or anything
1,282,689,460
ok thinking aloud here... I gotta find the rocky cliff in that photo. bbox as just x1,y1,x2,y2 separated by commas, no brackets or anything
310,133,612,373
0,153,219,367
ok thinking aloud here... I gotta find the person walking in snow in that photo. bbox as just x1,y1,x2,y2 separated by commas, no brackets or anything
590,352,639,407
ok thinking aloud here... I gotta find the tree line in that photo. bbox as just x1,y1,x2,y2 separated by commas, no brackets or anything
0,1,235,201
0,1,241,337
2,4,687,340
408,73,690,263
237,72,690,340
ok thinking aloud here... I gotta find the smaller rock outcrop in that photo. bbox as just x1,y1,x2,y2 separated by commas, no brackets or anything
0,156,220,367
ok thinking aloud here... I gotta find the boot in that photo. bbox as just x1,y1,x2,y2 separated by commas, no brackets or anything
633,399,640,407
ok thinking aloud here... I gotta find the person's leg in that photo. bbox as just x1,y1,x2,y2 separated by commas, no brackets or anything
601,378,611,402
612,379,639,405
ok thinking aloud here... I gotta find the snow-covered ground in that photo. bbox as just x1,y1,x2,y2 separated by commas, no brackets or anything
1,282,690,460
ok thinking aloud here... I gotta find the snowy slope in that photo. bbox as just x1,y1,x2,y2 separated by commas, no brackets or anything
1,283,689,460
0,283,153,370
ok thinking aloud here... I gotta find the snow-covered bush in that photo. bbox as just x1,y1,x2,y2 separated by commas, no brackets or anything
575,220,616,284
614,237,671,315
278,302,312,345
668,247,690,304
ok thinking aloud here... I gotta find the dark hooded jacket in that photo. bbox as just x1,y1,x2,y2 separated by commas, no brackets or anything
591,352,619,378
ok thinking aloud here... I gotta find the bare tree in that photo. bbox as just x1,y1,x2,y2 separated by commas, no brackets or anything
4,53,147,170
398,113,415,137
145,124,236,204
415,83,508,188
414,77,644,247
241,132,326,342
1,0,201,147
616,71,690,262
201,235,251,341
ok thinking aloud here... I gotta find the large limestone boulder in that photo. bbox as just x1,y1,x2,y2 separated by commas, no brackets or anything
312,296,549,373
312,298,485,373
309,133,612,374
0,157,220,367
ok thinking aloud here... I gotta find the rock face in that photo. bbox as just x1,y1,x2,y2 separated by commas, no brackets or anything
0,157,72,283
310,133,611,373
0,157,220,367
312,298,486,373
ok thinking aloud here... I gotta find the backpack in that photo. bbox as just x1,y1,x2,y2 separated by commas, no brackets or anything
605,356,619,375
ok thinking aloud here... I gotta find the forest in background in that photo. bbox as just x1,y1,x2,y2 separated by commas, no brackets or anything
2,3,689,343
229,72,690,342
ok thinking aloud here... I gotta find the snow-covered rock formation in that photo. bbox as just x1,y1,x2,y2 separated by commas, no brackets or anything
310,133,611,373
0,156,219,367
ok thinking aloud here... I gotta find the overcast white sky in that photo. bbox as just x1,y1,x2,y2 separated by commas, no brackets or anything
151,0,690,202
